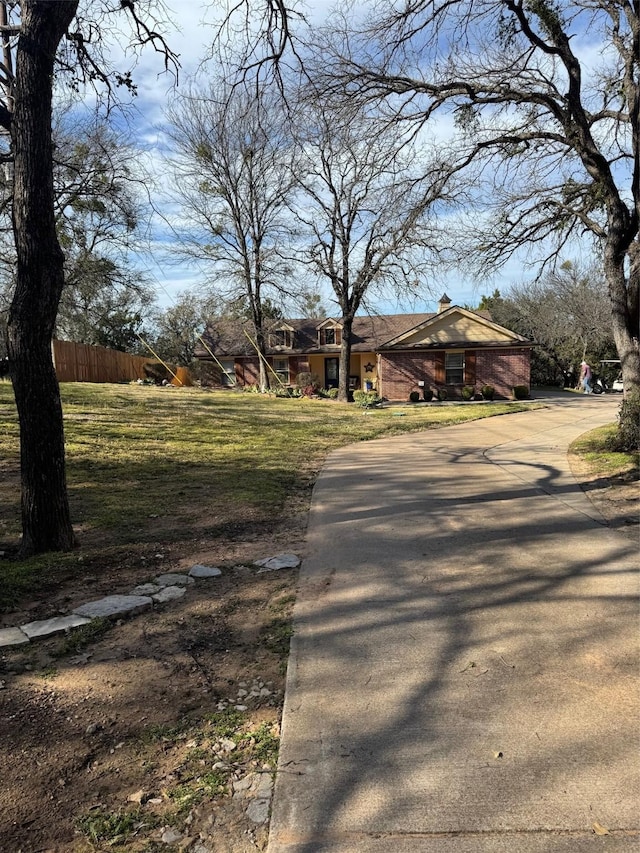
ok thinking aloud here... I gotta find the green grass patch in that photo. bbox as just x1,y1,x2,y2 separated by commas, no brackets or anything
75,807,159,846
203,708,246,737
167,769,228,813
52,617,112,658
570,424,639,479
0,382,536,608
132,710,279,822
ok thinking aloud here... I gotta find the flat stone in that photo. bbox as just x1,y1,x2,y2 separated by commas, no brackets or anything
256,774,274,798
246,797,270,824
131,583,162,595
189,564,222,578
73,595,153,619
161,827,183,844
21,614,92,639
0,627,29,647
151,586,186,603
255,553,300,572
154,573,194,587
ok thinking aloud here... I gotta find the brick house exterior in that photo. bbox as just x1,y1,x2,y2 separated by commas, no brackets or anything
195,300,533,400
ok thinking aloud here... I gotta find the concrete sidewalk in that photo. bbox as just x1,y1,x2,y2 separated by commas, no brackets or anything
268,395,639,852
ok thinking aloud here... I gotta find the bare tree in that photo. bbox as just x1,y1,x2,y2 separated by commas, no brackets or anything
293,99,449,401
502,261,615,385
322,0,639,430
165,79,299,390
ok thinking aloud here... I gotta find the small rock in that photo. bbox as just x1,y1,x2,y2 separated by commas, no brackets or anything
233,774,255,795
189,565,222,578
161,827,184,844
218,737,236,753
74,595,153,619
246,798,270,824
0,627,29,647
128,789,151,805
256,774,273,798
255,553,300,573
155,573,194,587
131,583,162,596
152,586,187,604
85,723,101,736
21,614,92,639
234,705,248,711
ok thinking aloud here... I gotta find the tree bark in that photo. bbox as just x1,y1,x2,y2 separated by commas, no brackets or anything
605,239,640,397
7,0,79,555
338,314,354,402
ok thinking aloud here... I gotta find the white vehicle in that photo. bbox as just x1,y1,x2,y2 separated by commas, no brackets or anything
594,360,624,393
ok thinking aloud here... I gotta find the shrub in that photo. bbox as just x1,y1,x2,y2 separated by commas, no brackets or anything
437,388,448,401
612,390,640,451
409,390,420,403
481,384,495,401
513,385,529,400
353,390,381,408
328,387,339,399
422,387,434,401
296,372,320,396
462,385,474,401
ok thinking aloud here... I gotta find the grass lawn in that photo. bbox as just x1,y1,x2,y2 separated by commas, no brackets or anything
0,381,535,609
569,423,639,479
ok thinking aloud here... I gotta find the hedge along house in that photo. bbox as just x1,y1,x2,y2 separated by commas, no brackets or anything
195,296,533,400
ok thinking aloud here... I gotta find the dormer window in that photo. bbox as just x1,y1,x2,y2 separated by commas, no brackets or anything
317,321,342,347
270,325,294,348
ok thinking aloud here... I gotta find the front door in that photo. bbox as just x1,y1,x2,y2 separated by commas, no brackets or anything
325,357,339,389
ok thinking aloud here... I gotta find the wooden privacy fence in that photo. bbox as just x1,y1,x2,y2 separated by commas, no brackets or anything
52,339,172,384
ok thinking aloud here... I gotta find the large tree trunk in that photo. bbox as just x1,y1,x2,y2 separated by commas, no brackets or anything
605,240,640,395
338,315,354,403
6,1,79,555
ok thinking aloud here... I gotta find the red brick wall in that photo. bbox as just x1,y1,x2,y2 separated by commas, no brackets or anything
475,349,530,398
237,357,260,387
380,349,531,400
379,352,441,401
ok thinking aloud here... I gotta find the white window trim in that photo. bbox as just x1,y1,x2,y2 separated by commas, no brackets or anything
445,351,465,385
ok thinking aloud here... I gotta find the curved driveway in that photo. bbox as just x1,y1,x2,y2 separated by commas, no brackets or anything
268,394,639,853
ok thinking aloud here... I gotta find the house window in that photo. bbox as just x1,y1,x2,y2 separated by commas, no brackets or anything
219,358,235,386
271,329,292,348
273,357,290,384
319,327,341,346
445,352,464,384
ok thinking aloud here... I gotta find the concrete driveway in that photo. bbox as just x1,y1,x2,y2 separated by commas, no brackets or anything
267,394,639,852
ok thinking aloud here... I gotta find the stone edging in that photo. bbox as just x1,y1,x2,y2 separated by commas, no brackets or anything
0,553,300,649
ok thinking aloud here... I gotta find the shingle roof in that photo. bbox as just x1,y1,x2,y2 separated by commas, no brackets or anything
196,314,432,357
194,310,518,359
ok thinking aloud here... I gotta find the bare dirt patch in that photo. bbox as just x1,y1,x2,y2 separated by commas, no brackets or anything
569,453,640,541
0,530,300,853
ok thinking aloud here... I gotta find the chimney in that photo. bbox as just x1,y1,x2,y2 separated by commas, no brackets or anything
437,293,451,313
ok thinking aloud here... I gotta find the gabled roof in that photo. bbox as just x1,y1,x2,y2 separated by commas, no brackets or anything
315,317,343,330
195,308,531,359
379,306,531,349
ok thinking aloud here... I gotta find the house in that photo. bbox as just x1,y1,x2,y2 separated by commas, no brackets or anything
195,296,533,400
